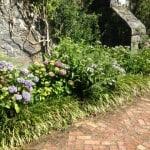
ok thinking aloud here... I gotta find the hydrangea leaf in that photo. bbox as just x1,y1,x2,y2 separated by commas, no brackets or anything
14,103,20,113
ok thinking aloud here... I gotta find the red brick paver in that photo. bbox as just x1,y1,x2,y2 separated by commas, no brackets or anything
25,95,150,150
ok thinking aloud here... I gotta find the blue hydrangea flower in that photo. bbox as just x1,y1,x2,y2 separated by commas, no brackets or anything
91,64,97,68
113,61,126,73
15,94,22,101
20,69,30,75
0,61,14,71
34,76,39,83
24,80,34,87
8,86,17,93
27,73,34,78
29,87,33,91
26,86,33,92
17,77,25,84
22,92,31,102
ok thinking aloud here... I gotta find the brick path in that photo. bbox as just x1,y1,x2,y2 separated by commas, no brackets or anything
25,95,150,150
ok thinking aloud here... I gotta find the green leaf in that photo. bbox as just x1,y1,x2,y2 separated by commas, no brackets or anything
5,104,11,109
14,103,20,113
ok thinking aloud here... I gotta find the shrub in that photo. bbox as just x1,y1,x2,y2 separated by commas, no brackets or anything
105,46,150,75
51,38,125,98
28,59,73,101
0,61,38,117
81,74,150,114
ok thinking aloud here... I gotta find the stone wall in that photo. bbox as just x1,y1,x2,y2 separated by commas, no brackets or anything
0,0,42,66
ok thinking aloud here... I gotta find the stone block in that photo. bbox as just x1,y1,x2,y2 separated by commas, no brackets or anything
131,35,140,43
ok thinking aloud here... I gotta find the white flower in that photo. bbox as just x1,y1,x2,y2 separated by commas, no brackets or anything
87,67,94,73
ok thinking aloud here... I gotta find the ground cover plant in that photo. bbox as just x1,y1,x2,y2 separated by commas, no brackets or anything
0,38,150,149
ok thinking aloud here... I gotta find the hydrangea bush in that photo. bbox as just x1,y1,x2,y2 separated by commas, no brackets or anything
29,59,73,101
51,38,125,98
105,46,150,75
1,39,149,118
0,61,38,116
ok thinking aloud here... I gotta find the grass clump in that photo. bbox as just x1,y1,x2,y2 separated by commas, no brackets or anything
0,97,84,149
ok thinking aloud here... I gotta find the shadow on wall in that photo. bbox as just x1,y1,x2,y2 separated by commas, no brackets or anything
90,0,131,47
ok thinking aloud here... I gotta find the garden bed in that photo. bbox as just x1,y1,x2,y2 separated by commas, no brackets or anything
0,39,150,149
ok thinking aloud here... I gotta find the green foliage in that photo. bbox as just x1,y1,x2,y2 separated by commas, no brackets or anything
29,59,72,101
50,39,149,101
1,43,150,149
132,0,150,34
1,0,150,148
82,74,150,114
52,38,125,98
105,46,150,74
30,0,60,20
29,0,100,43
0,96,84,149
50,0,100,42
0,61,38,118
